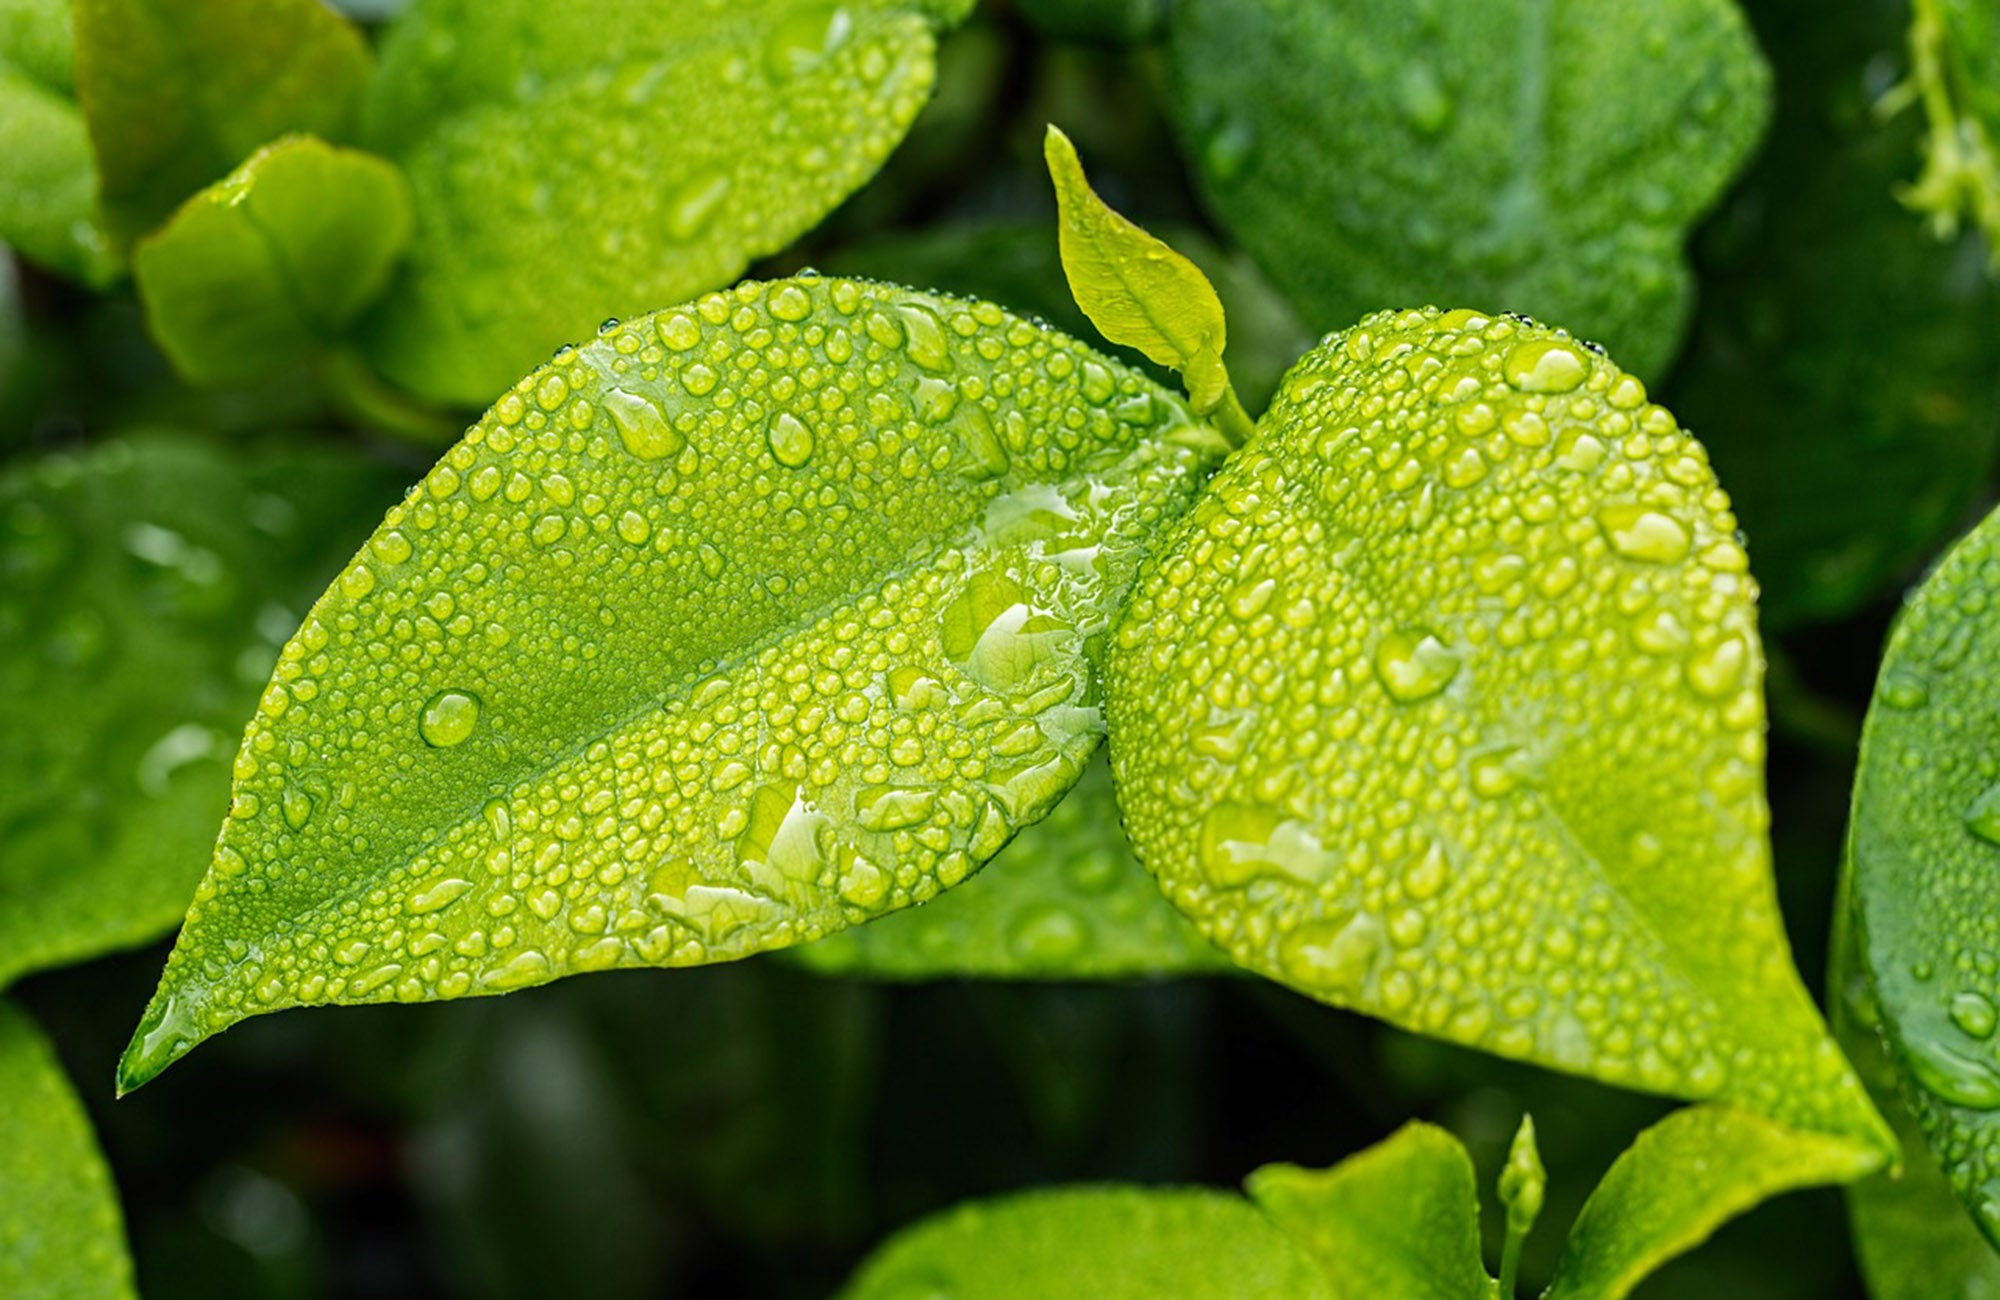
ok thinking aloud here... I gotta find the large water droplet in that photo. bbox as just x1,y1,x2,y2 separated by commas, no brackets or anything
1008,903,1088,963
1903,1035,2000,1110
1198,802,1330,887
1397,62,1453,134
766,411,815,467
1966,781,2000,845
1950,991,1998,1040
1598,505,1691,565
604,387,685,460
419,689,481,748
1503,339,1587,393
1372,628,1461,703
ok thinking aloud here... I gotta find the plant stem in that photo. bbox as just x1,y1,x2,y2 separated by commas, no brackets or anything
1212,382,1256,449
1498,1232,1524,1300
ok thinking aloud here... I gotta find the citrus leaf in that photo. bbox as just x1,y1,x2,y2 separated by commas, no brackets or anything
1850,500,2000,1247
117,276,1222,1093
1165,0,1770,380
837,1184,1337,1300
1900,0,2000,262
1106,305,1889,1150
1246,1122,1491,1300
0,433,400,992
133,135,413,387
791,752,1230,979
359,0,968,407
74,0,371,240
0,1000,135,1300
0,0,117,285
1542,1105,1882,1300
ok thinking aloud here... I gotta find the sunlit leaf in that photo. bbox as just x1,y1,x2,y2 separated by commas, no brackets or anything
0,0,117,285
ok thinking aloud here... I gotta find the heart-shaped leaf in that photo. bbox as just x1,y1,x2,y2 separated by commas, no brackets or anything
0,0,117,285
118,275,1222,1092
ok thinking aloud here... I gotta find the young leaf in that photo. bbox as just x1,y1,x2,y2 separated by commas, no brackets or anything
133,135,413,388
791,752,1232,979
1898,0,2000,261
1106,306,1890,1151
1246,1122,1491,1300
359,0,971,406
0,1000,135,1299
1541,1105,1882,1300
1164,0,1771,380
1498,1114,1545,1297
0,0,117,285
1849,500,2000,1246
117,277,1223,1093
73,0,372,239
0,433,401,992
837,1185,1337,1300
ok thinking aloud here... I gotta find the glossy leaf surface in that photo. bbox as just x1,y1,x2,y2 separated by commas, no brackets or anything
0,0,117,284
1107,306,1886,1148
120,277,1220,1091
1166,0,1770,380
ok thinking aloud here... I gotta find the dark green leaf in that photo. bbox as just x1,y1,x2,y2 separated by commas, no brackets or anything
1014,0,1163,46
1900,0,2000,259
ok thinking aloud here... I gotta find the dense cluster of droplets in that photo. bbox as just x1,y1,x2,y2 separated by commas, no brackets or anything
1108,306,1879,1139
120,275,1217,1090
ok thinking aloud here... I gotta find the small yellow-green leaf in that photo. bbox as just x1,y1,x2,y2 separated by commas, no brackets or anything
1044,125,1231,416
0,0,117,285
134,135,413,387
118,277,1221,1093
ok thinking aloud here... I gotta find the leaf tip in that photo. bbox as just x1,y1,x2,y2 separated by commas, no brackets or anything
114,982,208,1096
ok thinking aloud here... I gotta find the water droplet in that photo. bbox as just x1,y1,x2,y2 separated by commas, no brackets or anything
1880,671,1930,710
766,411,815,467
667,172,731,240
419,689,481,748
1965,780,2000,845
896,303,951,372
408,878,473,915
1198,803,1330,886
1201,113,1256,183
1504,339,1587,394
1598,505,1691,565
1278,913,1385,993
769,283,812,322
281,784,315,830
1397,62,1453,134
604,387,685,460
1951,991,1998,1040
1008,903,1089,963
1687,636,1748,698
1904,1035,2000,1109
1372,628,1461,703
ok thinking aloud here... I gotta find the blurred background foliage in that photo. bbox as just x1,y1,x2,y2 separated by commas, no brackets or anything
3,0,1997,1295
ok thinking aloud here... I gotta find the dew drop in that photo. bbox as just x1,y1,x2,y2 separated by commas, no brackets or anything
1598,505,1691,565
1372,628,1461,703
1503,339,1588,393
419,689,481,748
896,303,951,372
1198,803,1330,887
1008,903,1089,963
1397,62,1453,134
766,411,815,467
1951,991,1998,1040
1964,780,2000,846
1904,1035,2000,1110
604,387,685,460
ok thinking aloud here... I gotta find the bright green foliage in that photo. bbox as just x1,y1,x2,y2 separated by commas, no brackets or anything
118,277,1222,1092
1542,1105,1883,1299
791,753,1230,978
1850,501,2000,1247
73,0,372,240
0,433,399,992
0,0,117,285
359,0,968,406
837,1184,1337,1300
1165,0,1771,381
0,1001,135,1299
1246,1122,1490,1300
1106,306,1888,1149
133,136,413,387
1900,0,2000,262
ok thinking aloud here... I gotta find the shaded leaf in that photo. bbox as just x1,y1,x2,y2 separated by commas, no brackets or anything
1165,0,1770,380
1900,0,2000,260
0,0,117,285
134,135,413,387
118,277,1221,1092
1106,306,1889,1149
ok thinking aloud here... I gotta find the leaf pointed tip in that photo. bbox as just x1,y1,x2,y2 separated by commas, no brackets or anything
114,981,209,1096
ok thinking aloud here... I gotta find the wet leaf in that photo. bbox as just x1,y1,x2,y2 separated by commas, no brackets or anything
837,1184,1336,1300
792,753,1230,979
74,0,372,239
1106,306,1889,1150
0,1000,135,1299
359,0,971,406
0,433,400,991
1899,0,2000,261
1165,0,1770,380
1246,1122,1490,1300
118,277,1222,1092
0,0,117,285
133,136,413,388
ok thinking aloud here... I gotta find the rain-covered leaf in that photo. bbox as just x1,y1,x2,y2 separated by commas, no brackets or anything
1106,306,1889,1150
1246,1122,1491,1300
0,1000,135,1299
1542,1105,1882,1299
118,276,1222,1092
133,135,413,387
1849,501,2000,1246
358,0,973,406
0,0,117,285
1164,0,1771,380
1899,0,2000,260
73,0,371,239
0,433,400,991
792,753,1230,979
837,1184,1336,1300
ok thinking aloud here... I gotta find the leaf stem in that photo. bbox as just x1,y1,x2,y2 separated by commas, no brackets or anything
1212,382,1256,450
1498,1233,1524,1299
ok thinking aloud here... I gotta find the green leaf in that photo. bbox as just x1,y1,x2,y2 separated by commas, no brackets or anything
1246,1122,1491,1300
117,276,1223,1093
1105,305,1890,1151
1850,500,2000,1247
133,135,413,387
0,1000,135,1299
1164,0,1771,381
790,752,1231,979
73,0,372,239
1541,1105,1883,1300
0,432,401,991
837,1184,1337,1300
0,0,117,285
359,0,968,407
1899,0,2000,262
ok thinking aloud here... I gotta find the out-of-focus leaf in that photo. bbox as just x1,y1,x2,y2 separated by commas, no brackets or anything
1015,0,1163,46
1900,0,2000,260
0,432,400,991
0,0,117,285
73,0,372,239
117,277,1222,1093
134,136,413,387
792,753,1230,979
837,1184,1337,1300
359,0,973,406
1165,0,1771,381
0,1000,135,1299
